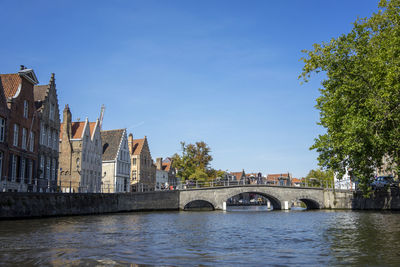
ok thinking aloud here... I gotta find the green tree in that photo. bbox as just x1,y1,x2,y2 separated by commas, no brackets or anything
303,169,334,188
300,0,400,194
172,141,213,181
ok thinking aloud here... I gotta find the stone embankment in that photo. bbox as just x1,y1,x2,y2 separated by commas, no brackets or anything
1,188,400,219
0,191,180,219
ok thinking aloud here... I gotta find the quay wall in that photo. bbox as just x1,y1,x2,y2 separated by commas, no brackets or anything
0,191,180,219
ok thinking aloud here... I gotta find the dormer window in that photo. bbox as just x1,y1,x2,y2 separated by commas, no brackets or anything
23,100,28,118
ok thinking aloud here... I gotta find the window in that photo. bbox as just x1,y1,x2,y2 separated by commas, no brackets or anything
47,128,51,147
40,123,45,145
133,158,136,166
11,155,17,181
29,132,34,152
50,103,55,121
46,157,50,180
51,159,56,180
0,117,5,142
21,158,26,182
23,100,28,118
132,170,137,180
40,157,44,179
53,131,58,151
0,152,3,180
13,124,19,147
28,159,32,184
22,128,27,150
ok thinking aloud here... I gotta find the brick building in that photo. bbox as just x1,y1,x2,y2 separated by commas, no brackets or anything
0,66,40,192
128,134,156,192
34,73,60,192
58,105,102,193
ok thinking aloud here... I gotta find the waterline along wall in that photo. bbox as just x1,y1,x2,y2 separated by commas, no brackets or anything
0,191,180,219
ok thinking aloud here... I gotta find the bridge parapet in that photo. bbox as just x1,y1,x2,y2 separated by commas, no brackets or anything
179,185,353,210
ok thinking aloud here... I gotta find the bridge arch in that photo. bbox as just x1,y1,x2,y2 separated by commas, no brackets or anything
291,196,322,209
224,190,283,210
184,199,215,211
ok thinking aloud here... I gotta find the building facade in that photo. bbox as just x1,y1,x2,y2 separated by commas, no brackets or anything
128,134,156,192
161,157,178,187
0,66,40,192
34,73,60,192
155,157,169,190
58,105,102,193
101,129,131,193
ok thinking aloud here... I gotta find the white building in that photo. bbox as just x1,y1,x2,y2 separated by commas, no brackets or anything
334,168,355,190
155,158,169,190
101,129,131,193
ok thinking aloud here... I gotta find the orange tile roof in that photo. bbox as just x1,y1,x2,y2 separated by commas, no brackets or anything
131,138,145,155
162,161,171,172
291,178,301,183
267,174,290,181
0,74,21,98
60,121,97,140
230,172,245,181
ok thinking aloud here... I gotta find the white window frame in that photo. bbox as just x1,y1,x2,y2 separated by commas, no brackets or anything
23,100,28,118
21,158,26,182
51,158,56,181
13,124,19,147
29,132,34,152
46,157,50,180
47,128,51,147
11,155,17,182
40,156,44,179
22,128,27,150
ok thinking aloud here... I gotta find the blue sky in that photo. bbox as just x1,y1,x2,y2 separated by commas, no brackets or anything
1,0,380,178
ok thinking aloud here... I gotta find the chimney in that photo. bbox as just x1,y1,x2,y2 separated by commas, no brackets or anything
63,104,72,138
128,133,133,154
156,158,163,170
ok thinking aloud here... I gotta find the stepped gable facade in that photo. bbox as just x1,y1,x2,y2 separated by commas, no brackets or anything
58,105,102,193
34,73,60,192
128,134,156,192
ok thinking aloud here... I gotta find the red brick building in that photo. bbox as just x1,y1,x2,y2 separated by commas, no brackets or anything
0,66,40,192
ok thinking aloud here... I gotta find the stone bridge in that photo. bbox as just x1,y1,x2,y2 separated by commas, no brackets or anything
179,185,354,210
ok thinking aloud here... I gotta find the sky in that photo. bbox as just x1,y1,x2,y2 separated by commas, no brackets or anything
0,0,381,178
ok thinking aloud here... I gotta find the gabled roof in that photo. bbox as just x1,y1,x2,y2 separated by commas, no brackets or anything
101,129,125,161
33,84,49,110
131,138,146,155
34,84,49,102
230,171,245,181
291,178,301,184
0,74,21,98
162,161,171,172
60,121,97,139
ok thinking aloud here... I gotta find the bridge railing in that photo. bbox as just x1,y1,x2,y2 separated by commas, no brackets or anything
176,179,337,190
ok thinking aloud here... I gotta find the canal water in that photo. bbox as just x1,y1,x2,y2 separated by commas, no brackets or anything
1,209,400,266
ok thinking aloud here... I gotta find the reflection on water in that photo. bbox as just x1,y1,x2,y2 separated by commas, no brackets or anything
1,210,400,266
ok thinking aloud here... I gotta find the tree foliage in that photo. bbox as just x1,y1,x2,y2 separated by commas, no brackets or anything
300,0,400,193
171,141,213,181
303,169,334,188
